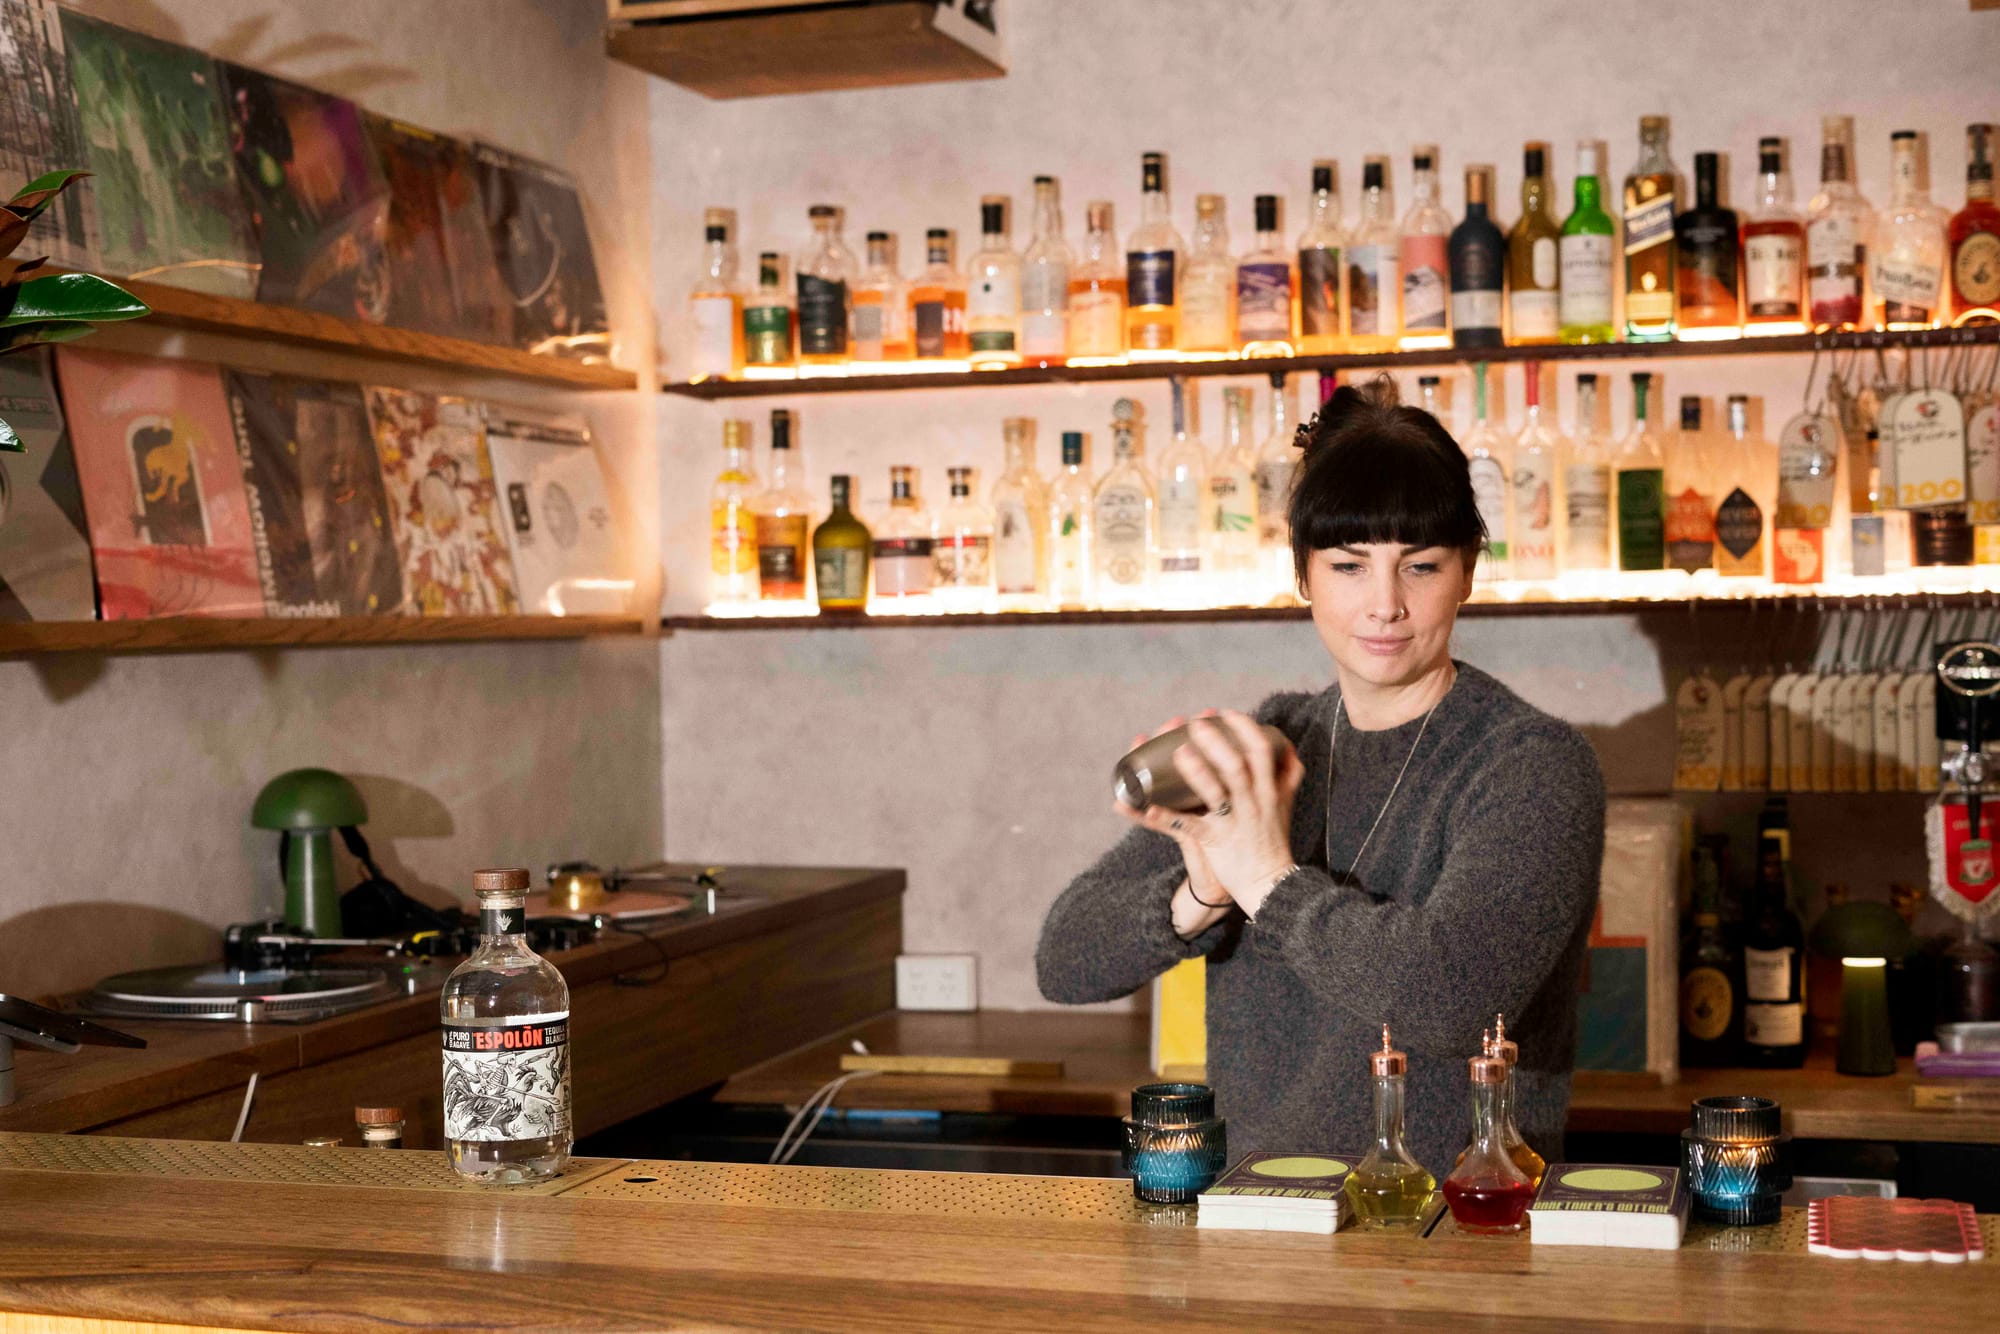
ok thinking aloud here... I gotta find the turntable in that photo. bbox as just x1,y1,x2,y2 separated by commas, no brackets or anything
82,962,401,1024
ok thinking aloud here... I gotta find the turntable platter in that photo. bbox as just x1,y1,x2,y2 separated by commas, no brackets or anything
83,963,397,1024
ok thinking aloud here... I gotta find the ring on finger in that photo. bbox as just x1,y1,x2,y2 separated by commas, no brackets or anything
1212,800,1233,818
1169,818,1185,832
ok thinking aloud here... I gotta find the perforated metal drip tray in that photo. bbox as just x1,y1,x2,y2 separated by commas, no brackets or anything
567,1159,1150,1222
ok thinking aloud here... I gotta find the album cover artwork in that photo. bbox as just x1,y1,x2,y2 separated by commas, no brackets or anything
57,11,257,297
0,349,94,620
56,346,260,618
0,0,96,272
364,115,512,345
481,404,625,615
364,386,517,616
219,63,390,322
470,142,608,359
226,370,403,617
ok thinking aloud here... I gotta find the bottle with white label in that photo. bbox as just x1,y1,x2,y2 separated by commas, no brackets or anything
991,417,1047,612
1510,361,1560,581
1742,807,1807,1068
688,207,742,381
1156,378,1209,605
1807,116,1873,332
442,868,572,1184
1743,137,1807,336
1873,130,1947,330
1125,153,1185,358
1448,164,1505,349
1207,386,1261,603
1047,431,1094,609
1346,156,1401,353
1559,141,1616,344
967,195,1022,368
1093,399,1156,608
852,231,909,364
1236,194,1295,357
933,466,994,613
1019,176,1072,367
1464,362,1510,582
870,466,934,605
1180,194,1235,355
1563,373,1612,572
1507,143,1561,344
1253,373,1298,602
1398,147,1451,350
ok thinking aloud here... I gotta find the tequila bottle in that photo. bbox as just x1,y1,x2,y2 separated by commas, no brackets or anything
1623,115,1683,342
1874,130,1947,330
688,207,742,381
1125,153,1185,358
1511,362,1560,581
796,204,855,369
1346,156,1400,352
1563,374,1612,573
1180,193,1235,355
870,466,934,604
1253,373,1298,602
1507,143,1561,345
1614,372,1667,571
1463,362,1511,581
1559,141,1617,344
967,195,1022,368
852,231,910,363
1344,1025,1436,1230
932,466,994,613
991,417,1047,611
909,229,969,361
442,868,571,1185
1155,377,1209,605
1743,137,1807,336
1235,194,1295,357
1295,160,1346,355
708,418,759,608
1067,201,1126,361
1207,385,1260,603
1047,431,1094,610
1020,176,1072,366
1807,116,1873,331
1093,399,1156,608
742,251,795,371
1398,146,1451,349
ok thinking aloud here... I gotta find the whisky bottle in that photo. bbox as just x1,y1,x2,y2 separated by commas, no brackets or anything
1507,143,1561,345
1020,176,1073,366
991,417,1047,612
1093,399,1156,608
1207,386,1261,603
909,229,969,361
751,408,813,602
1948,123,2000,325
742,251,795,372
1674,151,1742,340
1558,141,1617,344
1347,156,1400,353
871,466,934,604
796,204,855,369
1449,164,1505,349
1623,115,1683,342
933,466,994,613
1180,194,1234,356
1743,138,1807,336
1874,131,1947,330
442,868,571,1185
1666,396,1717,573
967,195,1022,368
1510,362,1560,581
1680,839,1743,1067
688,208,742,381
1047,431,1094,610
1124,153,1185,358
709,419,759,609
1614,373,1667,570
1399,147,1451,349
852,231,910,363
1155,378,1209,605
1563,374,1612,573
1067,201,1126,361
1743,803,1808,1068
1295,160,1346,355
1463,362,1510,580
812,475,870,614
1807,117,1873,332
1713,395,1769,578
1235,194,1294,358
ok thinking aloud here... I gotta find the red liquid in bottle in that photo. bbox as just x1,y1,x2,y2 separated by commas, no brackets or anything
1442,1175,1536,1233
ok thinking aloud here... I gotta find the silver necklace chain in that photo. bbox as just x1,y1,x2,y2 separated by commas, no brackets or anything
1327,691,1441,883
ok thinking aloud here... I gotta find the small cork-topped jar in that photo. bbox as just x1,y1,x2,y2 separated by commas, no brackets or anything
355,1105,406,1150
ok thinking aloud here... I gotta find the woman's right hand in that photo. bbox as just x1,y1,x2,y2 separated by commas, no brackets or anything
1115,714,1234,926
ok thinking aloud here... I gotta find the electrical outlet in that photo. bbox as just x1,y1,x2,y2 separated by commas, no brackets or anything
896,954,978,1011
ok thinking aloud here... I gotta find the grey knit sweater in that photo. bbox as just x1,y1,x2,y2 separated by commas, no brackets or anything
1036,662,1605,1176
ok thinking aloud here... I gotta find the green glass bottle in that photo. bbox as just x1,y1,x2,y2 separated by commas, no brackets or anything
812,474,870,613
1558,141,1617,345
1614,372,1666,570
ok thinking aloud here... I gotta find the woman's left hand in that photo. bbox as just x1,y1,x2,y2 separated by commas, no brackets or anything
1174,710,1304,914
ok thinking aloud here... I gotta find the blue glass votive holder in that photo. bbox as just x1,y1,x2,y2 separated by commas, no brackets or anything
1122,1082,1228,1204
1681,1095,1791,1227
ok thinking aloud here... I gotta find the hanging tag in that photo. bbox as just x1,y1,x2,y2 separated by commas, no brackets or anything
1964,395,2000,525
1875,389,1903,505
1673,674,1726,792
1839,673,1874,792
1775,412,1839,529
1849,515,1887,578
1720,673,1749,790
1916,671,1941,792
1742,673,1773,791
1788,675,1819,792
1767,673,1797,793
1898,669,1925,790
1890,389,1968,510
1773,527,1825,584
1809,672,1839,792
1873,672,1905,791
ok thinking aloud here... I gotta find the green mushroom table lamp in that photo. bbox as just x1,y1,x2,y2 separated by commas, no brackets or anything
252,768,367,938
1809,899,1917,1077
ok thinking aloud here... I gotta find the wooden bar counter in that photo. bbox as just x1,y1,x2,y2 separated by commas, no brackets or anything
0,1131,1993,1332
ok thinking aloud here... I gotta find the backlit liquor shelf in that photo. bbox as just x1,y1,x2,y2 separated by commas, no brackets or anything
661,323,2000,400
0,614,648,656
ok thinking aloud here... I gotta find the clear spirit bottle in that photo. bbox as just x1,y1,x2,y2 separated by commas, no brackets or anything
1807,117,1873,332
1615,372,1668,571
991,417,1047,612
1507,143,1561,345
1207,386,1261,604
1509,363,1560,582
1563,374,1612,573
751,408,813,603
1236,194,1294,357
1124,153,1185,358
742,251,795,372
1874,130,1948,330
870,466,934,606
1179,193,1235,356
1067,201,1126,362
908,229,969,361
932,465,994,613
708,418,759,609
967,195,1022,368
1713,394,1770,578
1559,141,1617,344
1463,362,1511,582
1344,1025,1436,1229
796,204,855,371
442,868,571,1185
1048,431,1094,610
1093,398,1156,608
1623,115,1683,342
1253,372,1298,602
1347,156,1401,352
1020,176,1072,367
1155,377,1209,605
852,231,910,364
688,207,742,381
1398,146,1452,349
1743,138,1807,336
1295,160,1346,355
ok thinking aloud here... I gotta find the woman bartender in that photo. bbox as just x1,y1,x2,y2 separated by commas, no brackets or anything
1036,379,1606,1175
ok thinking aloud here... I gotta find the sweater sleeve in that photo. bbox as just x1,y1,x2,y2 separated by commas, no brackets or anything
1246,718,1605,1053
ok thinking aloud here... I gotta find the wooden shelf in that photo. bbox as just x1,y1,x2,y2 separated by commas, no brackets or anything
0,614,647,656
87,270,638,391
662,323,2000,399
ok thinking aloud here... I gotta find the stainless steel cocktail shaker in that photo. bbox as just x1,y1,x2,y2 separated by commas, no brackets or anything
1113,722,1289,813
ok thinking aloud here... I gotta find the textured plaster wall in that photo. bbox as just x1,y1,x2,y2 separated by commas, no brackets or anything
0,0,662,1000
651,0,1999,1010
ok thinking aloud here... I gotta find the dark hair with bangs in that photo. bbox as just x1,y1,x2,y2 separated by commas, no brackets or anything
1287,375,1486,589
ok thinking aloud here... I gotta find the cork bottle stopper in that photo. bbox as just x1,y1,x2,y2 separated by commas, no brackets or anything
1369,1022,1406,1076
354,1106,405,1125
1490,1013,1519,1067
471,868,531,892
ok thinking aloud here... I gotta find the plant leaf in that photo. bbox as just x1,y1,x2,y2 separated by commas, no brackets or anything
0,319,99,353
0,272,149,325
7,169,89,223
0,415,20,453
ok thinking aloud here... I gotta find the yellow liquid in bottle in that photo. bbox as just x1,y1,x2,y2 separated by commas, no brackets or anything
1343,1160,1437,1229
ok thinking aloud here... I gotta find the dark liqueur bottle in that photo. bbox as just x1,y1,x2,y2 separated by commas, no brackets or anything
1449,165,1506,348
1742,800,1808,1068
1680,838,1743,1067
1674,151,1741,338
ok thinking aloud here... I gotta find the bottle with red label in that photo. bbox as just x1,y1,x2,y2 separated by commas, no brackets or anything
442,868,572,1184
1948,123,2000,326
1665,396,1718,572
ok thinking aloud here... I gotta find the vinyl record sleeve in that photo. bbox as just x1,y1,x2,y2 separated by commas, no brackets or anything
481,404,625,615
365,386,517,615
0,348,94,620
364,115,512,345
470,142,609,360
56,346,260,619
0,0,96,272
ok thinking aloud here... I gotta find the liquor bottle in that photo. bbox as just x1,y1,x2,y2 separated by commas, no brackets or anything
1714,394,1768,578
991,417,1047,612
1564,373,1612,572
1680,839,1743,1067
1449,164,1505,349
871,466,934,604
1806,884,1851,1046
1675,151,1741,339
1463,361,1510,581
751,409,813,602
1807,116,1873,332
1440,1049,1533,1235
1295,160,1346,355
442,868,571,1184
1874,130,1948,330
1397,147,1451,349
709,418,759,608
1236,194,1294,357
1623,115,1683,342
1666,396,1717,573
1020,175,1072,366
1948,123,2000,325
1456,1017,1545,1188
1253,373,1298,600
1743,800,1808,1068
1155,378,1209,605
1124,152,1185,358
1743,138,1807,335
1067,201,1126,361
1347,156,1401,353
812,475,870,613
796,204,855,370
909,229,969,361
743,251,796,372
1048,431,1094,610
932,465,993,613
1207,385,1260,603
688,207,742,381
1415,374,1446,425
1558,141,1617,344
1510,362,1559,581
1343,1025,1436,1230
1177,193,1235,357
967,195,1022,368
1093,398,1156,608
1507,143,1562,345
1615,372,1667,570
852,231,910,364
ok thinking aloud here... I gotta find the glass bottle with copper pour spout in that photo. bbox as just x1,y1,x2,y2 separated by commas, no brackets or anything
1343,1024,1437,1228
1441,1046,1535,1234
